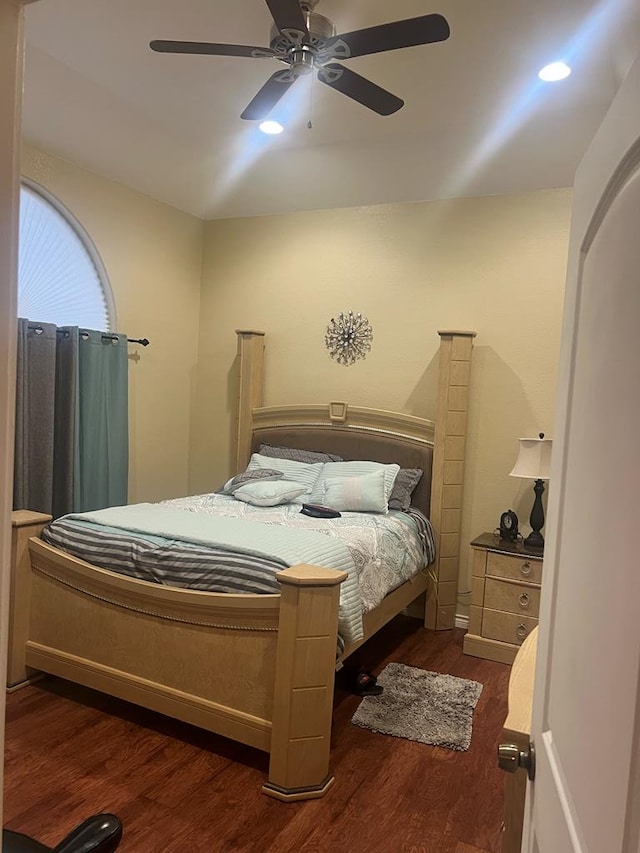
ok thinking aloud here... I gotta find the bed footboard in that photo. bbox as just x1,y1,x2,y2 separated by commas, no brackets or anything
20,538,346,800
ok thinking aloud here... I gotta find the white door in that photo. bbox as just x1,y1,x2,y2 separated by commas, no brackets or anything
522,53,640,852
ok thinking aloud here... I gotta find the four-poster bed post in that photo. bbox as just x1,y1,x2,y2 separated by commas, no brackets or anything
427,330,476,629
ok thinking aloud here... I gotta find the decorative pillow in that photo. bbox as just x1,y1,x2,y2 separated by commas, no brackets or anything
220,468,283,495
233,480,307,507
309,460,400,507
258,444,343,463
387,468,424,511
246,453,323,498
321,470,388,513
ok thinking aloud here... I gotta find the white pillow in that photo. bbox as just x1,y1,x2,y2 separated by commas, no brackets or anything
233,480,307,507
321,470,389,513
246,453,322,499
309,460,400,507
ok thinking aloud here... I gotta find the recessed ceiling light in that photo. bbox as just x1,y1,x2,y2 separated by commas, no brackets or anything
538,61,571,82
259,120,284,135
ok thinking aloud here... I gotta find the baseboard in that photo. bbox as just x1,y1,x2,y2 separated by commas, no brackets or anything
6,671,45,693
401,603,468,631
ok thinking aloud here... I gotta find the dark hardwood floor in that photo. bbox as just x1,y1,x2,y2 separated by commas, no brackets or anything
4,619,510,852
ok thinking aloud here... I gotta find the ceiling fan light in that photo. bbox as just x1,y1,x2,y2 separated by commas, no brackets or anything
259,120,284,134
538,61,571,82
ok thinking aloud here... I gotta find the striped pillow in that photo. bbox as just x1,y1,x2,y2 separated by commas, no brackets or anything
246,453,323,501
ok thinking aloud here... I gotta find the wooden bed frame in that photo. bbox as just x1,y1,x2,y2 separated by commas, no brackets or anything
8,329,475,801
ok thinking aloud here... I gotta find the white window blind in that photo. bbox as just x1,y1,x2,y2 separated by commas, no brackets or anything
18,181,114,331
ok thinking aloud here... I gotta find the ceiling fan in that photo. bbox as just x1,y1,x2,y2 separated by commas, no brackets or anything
150,0,450,120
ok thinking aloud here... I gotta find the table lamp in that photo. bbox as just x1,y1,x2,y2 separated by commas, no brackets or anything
509,433,552,550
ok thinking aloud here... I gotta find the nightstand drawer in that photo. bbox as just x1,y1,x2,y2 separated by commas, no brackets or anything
484,577,541,617
482,609,538,646
486,551,543,585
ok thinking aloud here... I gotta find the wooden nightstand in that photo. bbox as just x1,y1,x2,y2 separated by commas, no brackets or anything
463,533,544,664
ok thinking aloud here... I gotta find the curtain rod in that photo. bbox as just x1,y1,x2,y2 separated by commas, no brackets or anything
27,324,150,347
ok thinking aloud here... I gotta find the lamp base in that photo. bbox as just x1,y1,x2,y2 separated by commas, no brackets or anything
524,530,544,550
525,478,546,551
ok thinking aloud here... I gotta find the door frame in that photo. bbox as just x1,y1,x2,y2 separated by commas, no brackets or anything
0,0,37,828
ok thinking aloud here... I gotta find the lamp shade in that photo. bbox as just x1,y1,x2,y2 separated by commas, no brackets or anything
509,437,553,481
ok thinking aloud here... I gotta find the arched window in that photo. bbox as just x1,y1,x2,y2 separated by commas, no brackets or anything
18,179,115,331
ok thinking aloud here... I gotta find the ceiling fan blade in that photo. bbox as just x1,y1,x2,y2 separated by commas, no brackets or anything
317,63,403,116
241,69,298,120
265,0,309,45
323,14,450,61
150,40,275,58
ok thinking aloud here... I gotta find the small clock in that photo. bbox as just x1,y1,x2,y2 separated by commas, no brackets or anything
499,509,519,542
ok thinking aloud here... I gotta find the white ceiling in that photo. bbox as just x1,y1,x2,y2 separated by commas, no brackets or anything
22,0,640,220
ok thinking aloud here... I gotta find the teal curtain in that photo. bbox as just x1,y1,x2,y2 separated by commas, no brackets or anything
74,330,128,512
14,320,129,517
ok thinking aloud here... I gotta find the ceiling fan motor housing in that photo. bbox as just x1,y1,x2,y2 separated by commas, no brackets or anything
269,11,336,56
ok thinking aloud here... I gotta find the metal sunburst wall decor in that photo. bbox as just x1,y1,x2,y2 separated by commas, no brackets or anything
324,311,373,366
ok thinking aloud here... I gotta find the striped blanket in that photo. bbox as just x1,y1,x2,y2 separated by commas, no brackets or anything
41,496,435,645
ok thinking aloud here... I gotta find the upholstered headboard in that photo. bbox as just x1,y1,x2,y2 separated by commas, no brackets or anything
251,419,434,517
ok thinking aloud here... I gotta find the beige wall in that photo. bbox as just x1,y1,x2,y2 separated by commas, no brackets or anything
21,145,204,503
193,189,572,610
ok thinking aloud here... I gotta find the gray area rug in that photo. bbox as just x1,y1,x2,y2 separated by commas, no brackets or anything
351,662,483,751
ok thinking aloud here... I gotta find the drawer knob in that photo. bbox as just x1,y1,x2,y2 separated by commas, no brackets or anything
520,561,533,577
518,592,530,609
516,623,528,640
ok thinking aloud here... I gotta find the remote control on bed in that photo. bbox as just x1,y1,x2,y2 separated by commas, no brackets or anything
300,504,342,519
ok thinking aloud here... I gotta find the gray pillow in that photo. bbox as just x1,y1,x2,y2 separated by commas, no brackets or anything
258,444,343,464
220,468,283,495
387,468,424,511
